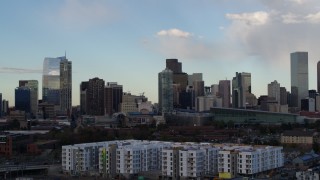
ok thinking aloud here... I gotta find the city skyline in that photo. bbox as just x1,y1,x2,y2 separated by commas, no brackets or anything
2,1,320,106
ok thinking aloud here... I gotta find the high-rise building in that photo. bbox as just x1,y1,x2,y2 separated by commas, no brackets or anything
2,100,8,116
318,61,320,93
219,80,231,108
19,80,38,117
60,59,72,115
211,84,219,96
188,73,202,86
232,72,251,108
80,81,89,115
42,56,67,106
166,59,182,73
158,68,173,114
291,52,308,109
15,87,31,113
268,80,280,104
280,87,288,105
86,78,105,116
105,82,123,116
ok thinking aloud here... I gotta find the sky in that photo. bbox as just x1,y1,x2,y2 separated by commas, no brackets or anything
1,0,320,106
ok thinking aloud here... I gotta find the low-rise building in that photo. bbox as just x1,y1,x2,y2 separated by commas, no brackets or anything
281,130,315,145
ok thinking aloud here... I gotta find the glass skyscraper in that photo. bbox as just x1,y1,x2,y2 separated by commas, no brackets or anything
290,52,308,109
42,56,66,106
158,68,173,114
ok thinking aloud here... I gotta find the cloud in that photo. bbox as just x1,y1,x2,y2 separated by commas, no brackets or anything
54,0,118,28
305,12,320,23
223,0,320,80
226,11,269,26
157,28,192,38
281,13,303,24
146,28,243,61
0,67,42,74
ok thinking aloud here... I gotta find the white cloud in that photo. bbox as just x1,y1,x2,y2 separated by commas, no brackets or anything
282,13,302,24
225,11,269,26
305,12,320,23
157,28,192,38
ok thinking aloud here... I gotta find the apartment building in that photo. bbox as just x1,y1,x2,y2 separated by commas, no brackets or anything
62,140,284,179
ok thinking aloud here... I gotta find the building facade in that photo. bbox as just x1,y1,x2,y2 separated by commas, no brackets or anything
86,78,105,116
60,59,72,115
268,80,280,104
219,80,231,108
19,80,38,118
158,68,173,114
291,52,309,109
62,140,284,179
232,72,251,108
15,87,31,113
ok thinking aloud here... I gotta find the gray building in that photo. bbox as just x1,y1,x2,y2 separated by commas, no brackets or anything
232,72,251,108
291,52,308,109
219,80,231,108
60,59,72,115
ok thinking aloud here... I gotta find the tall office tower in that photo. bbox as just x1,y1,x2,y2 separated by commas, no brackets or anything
232,72,251,108
15,87,31,113
86,78,105,116
105,82,123,116
0,93,2,117
80,81,89,115
211,84,219,96
280,87,288,105
291,52,308,109
318,61,320,93
219,80,231,108
60,59,72,115
158,68,173,114
173,84,181,108
42,56,66,106
188,73,203,86
166,59,182,73
19,80,38,118
2,100,8,116
173,73,188,92
268,80,280,104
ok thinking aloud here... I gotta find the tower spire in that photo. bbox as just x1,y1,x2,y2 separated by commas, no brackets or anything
65,50,66,58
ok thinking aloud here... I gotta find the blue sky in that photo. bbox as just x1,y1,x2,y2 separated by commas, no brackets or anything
1,0,320,106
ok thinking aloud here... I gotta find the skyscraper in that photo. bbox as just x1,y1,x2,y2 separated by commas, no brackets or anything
105,82,123,116
86,78,105,116
19,80,38,117
232,72,251,108
280,87,288,105
268,80,280,104
80,81,89,115
15,87,31,113
158,68,173,114
166,59,182,73
317,61,320,93
291,52,308,109
60,59,72,115
219,80,231,108
42,56,66,106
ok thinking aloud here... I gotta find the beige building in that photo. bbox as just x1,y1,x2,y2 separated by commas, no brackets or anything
281,130,315,144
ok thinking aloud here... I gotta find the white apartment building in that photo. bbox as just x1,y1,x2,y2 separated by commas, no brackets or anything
218,145,284,179
62,140,283,179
